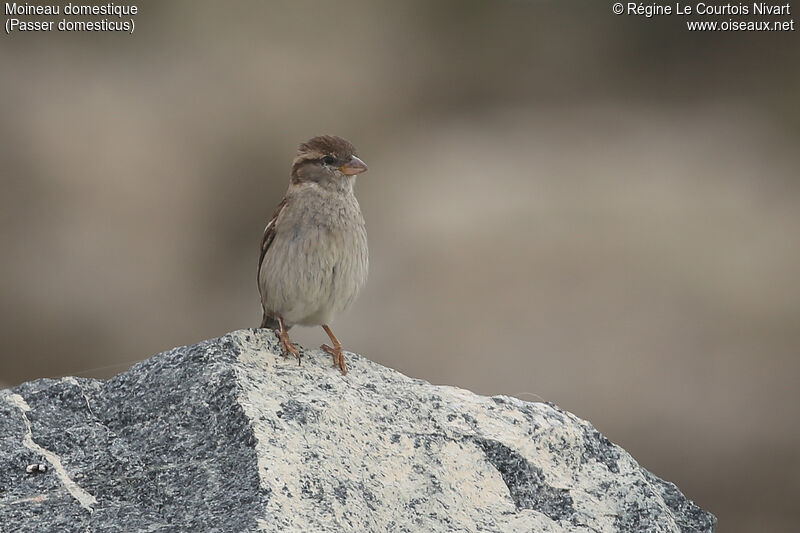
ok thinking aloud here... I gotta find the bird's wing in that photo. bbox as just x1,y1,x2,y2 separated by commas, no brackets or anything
258,196,287,296
258,196,288,329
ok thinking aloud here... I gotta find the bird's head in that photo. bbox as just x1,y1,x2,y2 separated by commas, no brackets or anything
291,135,367,190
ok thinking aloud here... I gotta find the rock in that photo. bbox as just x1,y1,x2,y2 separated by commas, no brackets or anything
0,329,716,532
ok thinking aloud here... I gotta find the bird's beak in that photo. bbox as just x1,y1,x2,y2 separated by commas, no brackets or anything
339,156,368,175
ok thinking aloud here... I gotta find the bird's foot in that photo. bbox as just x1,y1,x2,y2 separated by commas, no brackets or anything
279,330,301,364
321,343,347,375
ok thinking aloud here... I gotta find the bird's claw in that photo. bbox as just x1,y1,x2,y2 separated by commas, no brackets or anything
279,331,301,363
321,343,347,375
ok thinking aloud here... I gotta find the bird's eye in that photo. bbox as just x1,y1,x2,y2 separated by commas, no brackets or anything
322,155,336,165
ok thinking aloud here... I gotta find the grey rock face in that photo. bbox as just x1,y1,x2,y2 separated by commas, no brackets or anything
0,329,716,532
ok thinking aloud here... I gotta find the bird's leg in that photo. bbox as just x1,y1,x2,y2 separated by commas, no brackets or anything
320,324,347,375
278,317,301,364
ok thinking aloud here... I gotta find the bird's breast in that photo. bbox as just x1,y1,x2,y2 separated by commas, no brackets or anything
261,189,368,325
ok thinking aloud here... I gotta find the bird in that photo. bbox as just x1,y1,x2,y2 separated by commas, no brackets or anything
257,135,369,375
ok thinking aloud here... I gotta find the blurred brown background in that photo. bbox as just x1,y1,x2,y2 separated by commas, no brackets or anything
2,1,798,531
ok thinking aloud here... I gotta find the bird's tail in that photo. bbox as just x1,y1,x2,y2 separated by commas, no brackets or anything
260,313,280,330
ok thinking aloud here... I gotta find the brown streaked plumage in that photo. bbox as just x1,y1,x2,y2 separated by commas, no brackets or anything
258,135,369,375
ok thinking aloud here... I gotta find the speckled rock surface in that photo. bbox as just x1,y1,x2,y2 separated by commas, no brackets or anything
0,329,716,532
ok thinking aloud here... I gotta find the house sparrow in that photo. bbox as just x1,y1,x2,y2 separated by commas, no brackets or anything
258,136,368,375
